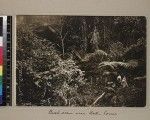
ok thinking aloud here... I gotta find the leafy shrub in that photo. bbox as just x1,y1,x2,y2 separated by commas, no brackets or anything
16,24,86,106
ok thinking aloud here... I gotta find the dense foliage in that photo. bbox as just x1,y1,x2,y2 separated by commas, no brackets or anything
17,16,146,107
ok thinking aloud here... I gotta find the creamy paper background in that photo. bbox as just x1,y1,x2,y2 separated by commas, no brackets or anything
0,0,150,120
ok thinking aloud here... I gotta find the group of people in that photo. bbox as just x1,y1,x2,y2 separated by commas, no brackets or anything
93,71,130,106
103,71,129,90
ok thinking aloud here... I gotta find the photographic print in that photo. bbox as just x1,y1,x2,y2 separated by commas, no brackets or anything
16,16,146,107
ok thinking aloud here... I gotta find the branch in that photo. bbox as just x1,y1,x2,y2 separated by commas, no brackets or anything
61,31,68,57
90,92,106,107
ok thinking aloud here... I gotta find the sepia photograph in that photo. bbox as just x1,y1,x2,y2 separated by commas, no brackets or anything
16,15,146,107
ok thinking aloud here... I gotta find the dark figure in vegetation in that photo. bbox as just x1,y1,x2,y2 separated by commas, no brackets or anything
102,71,120,88
91,71,129,107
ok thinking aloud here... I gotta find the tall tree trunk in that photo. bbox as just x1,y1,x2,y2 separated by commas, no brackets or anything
82,17,88,52
60,17,65,58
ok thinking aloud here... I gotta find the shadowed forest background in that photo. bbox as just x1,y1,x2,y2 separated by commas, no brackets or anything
16,16,146,107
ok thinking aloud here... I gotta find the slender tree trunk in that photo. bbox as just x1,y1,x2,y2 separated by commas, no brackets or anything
103,21,106,43
82,18,87,52
60,17,65,58
62,37,65,57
